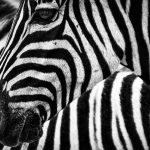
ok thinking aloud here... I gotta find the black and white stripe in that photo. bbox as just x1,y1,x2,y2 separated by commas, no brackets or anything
0,0,149,148
42,71,150,150
2,71,150,150
121,0,150,83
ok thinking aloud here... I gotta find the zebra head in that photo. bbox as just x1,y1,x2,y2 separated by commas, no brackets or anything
0,0,123,147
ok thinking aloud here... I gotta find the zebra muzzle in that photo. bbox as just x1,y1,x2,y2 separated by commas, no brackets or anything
0,106,44,147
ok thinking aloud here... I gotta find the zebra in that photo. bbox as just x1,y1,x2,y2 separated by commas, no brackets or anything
3,70,150,150
0,0,149,148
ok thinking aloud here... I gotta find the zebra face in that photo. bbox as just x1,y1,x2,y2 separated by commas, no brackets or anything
0,0,122,146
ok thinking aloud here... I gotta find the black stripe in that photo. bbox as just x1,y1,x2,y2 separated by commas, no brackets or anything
11,144,22,150
120,74,144,150
77,90,92,150
0,0,16,19
140,83,150,147
60,105,70,150
101,72,118,150
27,141,39,150
120,0,127,12
147,0,150,42
0,144,4,150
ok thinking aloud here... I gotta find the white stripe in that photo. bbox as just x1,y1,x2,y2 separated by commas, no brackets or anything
2,146,11,150
9,87,53,98
142,0,150,76
59,0,62,6
21,143,29,150
36,1,59,10
111,72,133,150
4,0,20,9
0,35,8,52
53,110,63,150
95,80,105,150
132,78,149,150
142,0,150,48
6,71,58,90
89,86,97,150
126,0,131,14
70,98,79,150
37,120,50,150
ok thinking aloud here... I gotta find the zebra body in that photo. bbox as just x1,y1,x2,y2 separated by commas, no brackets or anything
0,0,149,148
1,71,150,150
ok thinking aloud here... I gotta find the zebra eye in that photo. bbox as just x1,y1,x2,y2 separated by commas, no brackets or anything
31,9,59,24
38,9,58,20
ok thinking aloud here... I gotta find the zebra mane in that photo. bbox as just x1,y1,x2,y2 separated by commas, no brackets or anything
0,0,19,21
0,0,20,50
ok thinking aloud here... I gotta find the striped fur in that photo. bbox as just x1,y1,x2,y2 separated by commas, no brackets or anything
0,0,149,148
2,71,150,150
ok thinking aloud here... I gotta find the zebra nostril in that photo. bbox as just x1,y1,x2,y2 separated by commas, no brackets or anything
37,105,47,124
